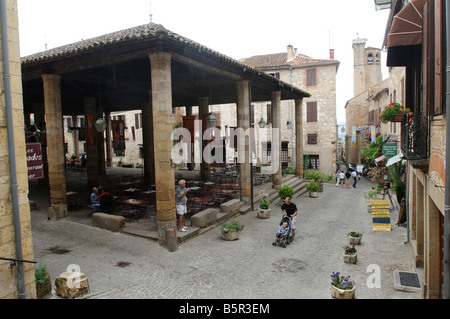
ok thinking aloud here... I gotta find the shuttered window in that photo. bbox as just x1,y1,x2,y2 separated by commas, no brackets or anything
307,134,318,145
306,69,317,86
306,102,317,122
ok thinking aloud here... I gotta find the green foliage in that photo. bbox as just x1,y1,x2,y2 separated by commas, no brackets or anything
35,265,49,285
347,231,362,238
278,186,293,199
343,245,357,255
306,182,320,192
284,167,296,174
222,220,244,231
259,197,270,210
361,135,383,167
304,170,333,182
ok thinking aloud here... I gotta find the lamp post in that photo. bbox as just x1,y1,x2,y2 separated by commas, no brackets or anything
374,0,392,11
206,113,217,129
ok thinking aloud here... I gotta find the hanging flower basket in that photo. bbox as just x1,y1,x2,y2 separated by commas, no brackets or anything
378,103,410,123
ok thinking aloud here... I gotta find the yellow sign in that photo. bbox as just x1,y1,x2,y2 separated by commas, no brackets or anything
371,200,391,231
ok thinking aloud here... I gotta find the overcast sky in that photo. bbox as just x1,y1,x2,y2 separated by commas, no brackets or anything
17,0,391,124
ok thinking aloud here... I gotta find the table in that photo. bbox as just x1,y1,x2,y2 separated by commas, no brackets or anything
121,199,152,222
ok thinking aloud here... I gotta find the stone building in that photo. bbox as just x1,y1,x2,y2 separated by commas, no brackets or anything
384,0,448,298
233,45,340,176
0,0,36,299
345,38,404,165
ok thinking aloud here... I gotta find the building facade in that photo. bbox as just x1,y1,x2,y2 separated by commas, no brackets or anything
0,0,36,299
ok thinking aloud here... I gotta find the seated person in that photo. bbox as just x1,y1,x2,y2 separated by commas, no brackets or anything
90,187,101,213
98,187,114,214
272,221,289,246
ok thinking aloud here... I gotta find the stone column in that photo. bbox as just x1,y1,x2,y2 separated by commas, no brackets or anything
185,106,195,171
83,97,99,187
272,91,282,188
142,96,155,186
199,97,211,181
294,98,304,177
33,103,48,183
237,80,251,202
71,115,79,157
149,52,177,250
42,74,67,220
105,112,112,167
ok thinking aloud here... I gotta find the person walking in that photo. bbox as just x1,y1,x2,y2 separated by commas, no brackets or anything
281,196,298,239
345,170,351,188
176,179,190,232
339,170,345,188
335,171,340,187
352,170,358,188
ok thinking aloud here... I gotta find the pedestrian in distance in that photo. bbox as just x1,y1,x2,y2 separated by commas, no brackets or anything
345,170,351,188
335,171,340,187
281,196,298,239
90,187,101,213
352,170,358,188
176,179,190,232
339,170,345,188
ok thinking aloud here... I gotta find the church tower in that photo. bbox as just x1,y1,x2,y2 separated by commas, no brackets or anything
352,38,382,96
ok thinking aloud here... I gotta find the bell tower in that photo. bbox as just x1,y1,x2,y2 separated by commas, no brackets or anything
353,38,382,96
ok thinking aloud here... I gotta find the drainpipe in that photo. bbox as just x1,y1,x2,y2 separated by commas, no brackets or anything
444,0,450,300
1,0,26,299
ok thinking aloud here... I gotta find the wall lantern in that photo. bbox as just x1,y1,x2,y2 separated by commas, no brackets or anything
286,120,293,129
95,118,107,133
206,113,217,129
374,0,392,11
258,118,266,128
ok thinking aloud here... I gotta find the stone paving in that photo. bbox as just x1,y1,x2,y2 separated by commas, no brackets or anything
30,173,422,300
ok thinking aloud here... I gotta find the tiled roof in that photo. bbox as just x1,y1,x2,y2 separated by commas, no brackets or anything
239,52,339,69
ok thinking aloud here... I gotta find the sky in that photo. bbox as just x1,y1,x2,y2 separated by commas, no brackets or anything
16,0,391,124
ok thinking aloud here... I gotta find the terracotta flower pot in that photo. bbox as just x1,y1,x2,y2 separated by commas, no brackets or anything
331,285,356,299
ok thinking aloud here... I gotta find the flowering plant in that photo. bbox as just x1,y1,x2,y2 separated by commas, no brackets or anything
222,220,244,231
331,272,355,290
378,103,410,123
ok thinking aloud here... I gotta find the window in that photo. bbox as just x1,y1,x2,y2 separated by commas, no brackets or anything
306,69,317,86
307,134,318,145
306,102,318,122
368,110,375,123
268,72,280,79
304,155,319,170
266,103,272,124
135,113,141,129
262,142,271,163
368,54,374,64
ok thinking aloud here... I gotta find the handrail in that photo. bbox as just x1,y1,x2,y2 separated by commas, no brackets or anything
0,257,37,264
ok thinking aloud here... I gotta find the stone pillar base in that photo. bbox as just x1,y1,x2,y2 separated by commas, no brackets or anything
48,204,68,221
156,219,178,251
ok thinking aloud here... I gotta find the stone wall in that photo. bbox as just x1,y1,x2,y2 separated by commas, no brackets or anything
0,0,36,299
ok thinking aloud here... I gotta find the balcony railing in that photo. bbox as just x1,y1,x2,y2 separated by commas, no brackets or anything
400,112,429,160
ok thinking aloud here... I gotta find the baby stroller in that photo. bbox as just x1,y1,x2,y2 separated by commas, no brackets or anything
273,216,293,248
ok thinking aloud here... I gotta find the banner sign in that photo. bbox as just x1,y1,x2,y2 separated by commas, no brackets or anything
351,127,356,143
371,200,391,231
26,143,44,180
382,143,398,159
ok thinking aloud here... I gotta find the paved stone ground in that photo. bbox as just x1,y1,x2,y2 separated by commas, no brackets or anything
30,175,421,300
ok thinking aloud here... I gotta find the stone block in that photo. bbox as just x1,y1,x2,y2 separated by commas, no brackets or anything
191,208,218,228
92,213,125,232
220,199,244,215
55,272,89,299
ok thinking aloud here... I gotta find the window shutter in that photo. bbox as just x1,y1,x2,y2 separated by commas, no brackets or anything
307,134,317,145
306,102,317,122
434,0,443,115
306,69,317,86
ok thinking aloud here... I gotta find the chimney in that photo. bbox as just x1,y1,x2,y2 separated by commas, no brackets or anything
287,45,295,61
330,49,335,60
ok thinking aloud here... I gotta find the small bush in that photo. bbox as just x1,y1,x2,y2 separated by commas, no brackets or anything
278,186,293,199
306,182,320,192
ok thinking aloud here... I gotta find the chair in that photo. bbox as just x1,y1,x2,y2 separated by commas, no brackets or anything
99,193,114,214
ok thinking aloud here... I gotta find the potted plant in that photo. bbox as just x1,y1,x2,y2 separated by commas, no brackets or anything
278,186,293,205
306,182,320,198
367,204,372,214
347,231,363,245
221,220,244,241
331,272,356,299
378,102,411,123
257,197,271,219
35,264,52,299
343,245,357,264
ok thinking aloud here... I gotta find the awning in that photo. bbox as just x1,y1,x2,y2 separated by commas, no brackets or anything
386,152,404,167
387,0,429,48
375,155,386,163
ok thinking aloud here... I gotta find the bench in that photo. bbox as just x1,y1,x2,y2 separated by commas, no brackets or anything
92,213,125,232
191,208,218,228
